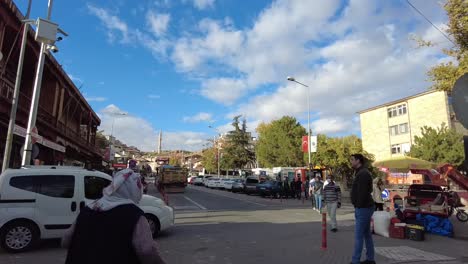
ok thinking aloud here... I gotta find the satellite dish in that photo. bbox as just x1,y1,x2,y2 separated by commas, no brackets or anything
452,73,468,129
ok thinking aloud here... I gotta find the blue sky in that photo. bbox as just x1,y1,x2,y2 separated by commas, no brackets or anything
15,0,449,151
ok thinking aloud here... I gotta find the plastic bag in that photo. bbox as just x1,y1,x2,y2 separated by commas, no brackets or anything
373,211,391,237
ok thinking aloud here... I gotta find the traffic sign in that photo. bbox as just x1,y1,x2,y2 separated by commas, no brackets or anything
452,73,468,129
381,189,390,200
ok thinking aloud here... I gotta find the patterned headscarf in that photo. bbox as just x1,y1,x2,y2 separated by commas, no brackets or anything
89,168,143,211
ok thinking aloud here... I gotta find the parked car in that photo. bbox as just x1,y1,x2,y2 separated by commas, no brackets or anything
187,176,197,184
231,179,244,193
244,177,259,195
0,166,174,253
193,176,204,186
206,178,221,188
203,176,214,186
223,179,235,190
256,180,282,198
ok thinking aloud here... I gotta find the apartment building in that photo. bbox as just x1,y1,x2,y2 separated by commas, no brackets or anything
358,90,463,162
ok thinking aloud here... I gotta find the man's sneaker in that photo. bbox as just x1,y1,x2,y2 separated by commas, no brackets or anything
360,260,376,264
331,228,337,232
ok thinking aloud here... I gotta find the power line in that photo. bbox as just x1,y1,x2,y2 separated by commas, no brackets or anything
405,0,456,46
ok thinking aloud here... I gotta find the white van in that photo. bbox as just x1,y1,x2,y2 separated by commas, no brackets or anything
0,166,174,253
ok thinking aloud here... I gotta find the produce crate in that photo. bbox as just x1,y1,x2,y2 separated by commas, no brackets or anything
389,225,405,239
406,225,425,241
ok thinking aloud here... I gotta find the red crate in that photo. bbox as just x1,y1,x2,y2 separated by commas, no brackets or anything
389,225,405,239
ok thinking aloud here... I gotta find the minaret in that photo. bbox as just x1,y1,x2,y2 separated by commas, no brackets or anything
158,130,162,154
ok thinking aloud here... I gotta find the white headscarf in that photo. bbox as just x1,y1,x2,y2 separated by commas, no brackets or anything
89,168,143,211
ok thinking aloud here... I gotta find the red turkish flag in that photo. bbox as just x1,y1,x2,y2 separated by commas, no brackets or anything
302,136,309,153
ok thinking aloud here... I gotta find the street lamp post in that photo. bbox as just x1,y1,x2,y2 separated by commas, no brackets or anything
22,0,68,166
287,76,312,169
208,126,220,177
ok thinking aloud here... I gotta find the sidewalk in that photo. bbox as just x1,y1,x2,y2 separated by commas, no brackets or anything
313,203,468,263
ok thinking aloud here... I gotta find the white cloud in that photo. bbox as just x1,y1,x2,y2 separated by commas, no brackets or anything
183,112,214,123
146,10,170,36
201,78,248,104
148,94,161,99
193,0,215,10
99,105,208,151
87,4,130,43
86,96,107,102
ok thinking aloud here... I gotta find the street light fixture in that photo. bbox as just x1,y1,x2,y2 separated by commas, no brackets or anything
287,76,312,169
208,125,221,177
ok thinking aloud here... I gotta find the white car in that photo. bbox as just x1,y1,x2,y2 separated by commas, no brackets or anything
0,166,174,253
193,176,204,186
206,178,221,188
223,179,235,190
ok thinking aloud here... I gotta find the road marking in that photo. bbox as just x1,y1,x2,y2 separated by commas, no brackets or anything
191,187,268,207
183,196,207,210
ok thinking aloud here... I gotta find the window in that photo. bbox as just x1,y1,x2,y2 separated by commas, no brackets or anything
389,123,409,136
10,175,75,198
387,104,407,118
398,104,407,115
391,144,402,154
10,176,36,192
85,176,111,200
399,123,409,134
37,176,75,198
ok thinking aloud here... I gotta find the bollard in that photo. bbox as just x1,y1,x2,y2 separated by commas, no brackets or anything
321,211,327,250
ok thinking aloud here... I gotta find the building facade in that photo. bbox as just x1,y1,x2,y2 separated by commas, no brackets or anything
359,90,466,162
0,0,101,168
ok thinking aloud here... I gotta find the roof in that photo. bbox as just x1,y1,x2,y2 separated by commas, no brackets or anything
357,89,443,114
1,0,100,123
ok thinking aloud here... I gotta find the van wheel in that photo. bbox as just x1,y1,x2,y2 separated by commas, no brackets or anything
0,220,39,253
145,214,161,238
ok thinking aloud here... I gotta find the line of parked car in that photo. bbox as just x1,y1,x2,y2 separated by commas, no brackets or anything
187,175,286,198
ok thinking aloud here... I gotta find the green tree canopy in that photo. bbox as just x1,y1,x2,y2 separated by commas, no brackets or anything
222,116,255,170
201,147,217,173
311,134,376,184
424,0,468,92
409,124,464,166
255,116,306,167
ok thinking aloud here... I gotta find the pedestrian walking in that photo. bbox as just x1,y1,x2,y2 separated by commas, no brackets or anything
373,178,385,211
304,176,310,200
350,154,375,264
309,176,316,209
313,176,324,212
62,160,166,264
323,175,341,232
295,177,302,200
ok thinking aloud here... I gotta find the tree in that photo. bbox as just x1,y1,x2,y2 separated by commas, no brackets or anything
255,116,306,167
95,130,110,150
201,147,217,173
310,134,377,187
409,124,464,166
423,0,468,92
222,116,255,170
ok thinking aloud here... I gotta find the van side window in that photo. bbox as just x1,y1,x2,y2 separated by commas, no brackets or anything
10,176,36,192
37,176,75,198
85,176,111,200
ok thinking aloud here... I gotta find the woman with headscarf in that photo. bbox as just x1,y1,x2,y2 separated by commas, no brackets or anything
62,160,166,264
373,177,385,211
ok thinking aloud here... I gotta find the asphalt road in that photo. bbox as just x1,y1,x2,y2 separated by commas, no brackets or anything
1,184,467,264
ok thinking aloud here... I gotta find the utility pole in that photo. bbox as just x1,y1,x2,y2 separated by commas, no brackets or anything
22,0,59,166
2,0,32,172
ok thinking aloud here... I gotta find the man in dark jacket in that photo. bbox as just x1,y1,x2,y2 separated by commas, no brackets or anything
350,154,375,264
